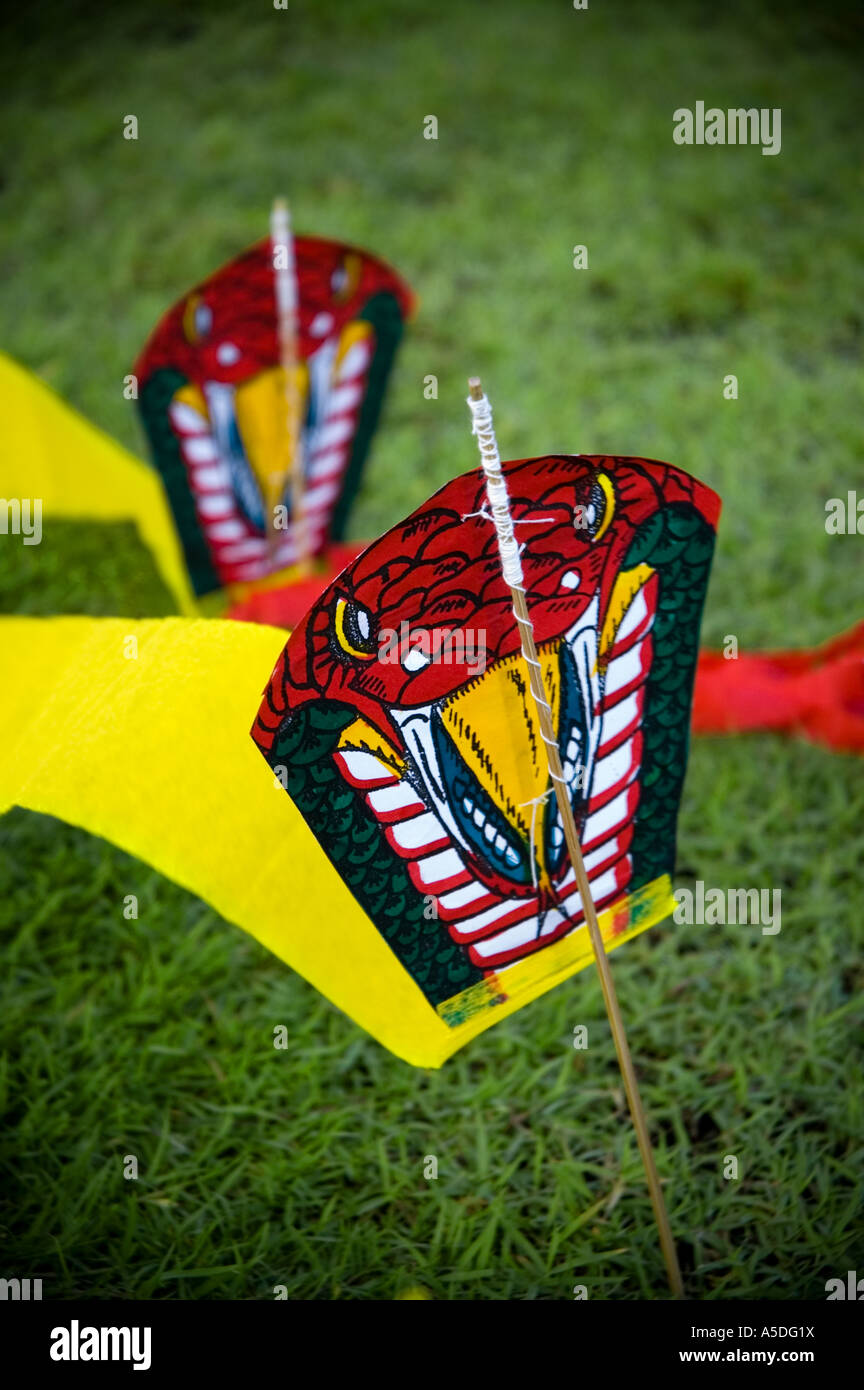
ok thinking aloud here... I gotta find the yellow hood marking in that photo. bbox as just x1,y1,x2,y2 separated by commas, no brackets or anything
593,472,615,542
599,564,655,664
338,717,406,776
334,319,373,373
440,647,562,883
234,363,308,506
173,381,207,416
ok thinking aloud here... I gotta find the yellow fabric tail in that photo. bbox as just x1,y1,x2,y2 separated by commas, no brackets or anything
0,616,672,1067
0,353,197,616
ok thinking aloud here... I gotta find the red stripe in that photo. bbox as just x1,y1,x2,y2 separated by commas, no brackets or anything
447,896,538,946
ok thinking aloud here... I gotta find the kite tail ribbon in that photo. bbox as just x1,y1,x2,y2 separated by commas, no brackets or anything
693,621,864,755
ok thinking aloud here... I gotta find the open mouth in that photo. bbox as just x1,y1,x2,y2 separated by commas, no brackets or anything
334,576,655,971
431,638,593,890
433,714,528,880
391,600,603,902
165,327,374,585
204,380,271,533
543,639,593,878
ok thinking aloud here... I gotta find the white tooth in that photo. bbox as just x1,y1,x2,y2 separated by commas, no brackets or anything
566,738,578,761
598,690,641,748
439,880,488,910
302,481,340,509
191,463,232,489
473,808,485,828
449,897,537,942
463,797,474,814
307,448,343,478
483,822,496,843
505,846,520,868
558,864,624,922
592,739,637,797
551,825,564,849
317,416,354,450
494,834,507,852
328,381,362,413
583,789,632,848
615,589,652,647
412,848,466,888
220,539,268,562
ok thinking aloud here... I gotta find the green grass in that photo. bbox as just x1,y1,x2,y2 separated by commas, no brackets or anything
1,0,863,1300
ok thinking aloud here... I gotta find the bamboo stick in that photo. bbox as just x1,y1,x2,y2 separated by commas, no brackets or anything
271,198,309,572
467,376,683,1299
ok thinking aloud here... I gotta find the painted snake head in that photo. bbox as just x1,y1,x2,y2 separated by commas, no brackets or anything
254,454,719,1002
134,237,414,593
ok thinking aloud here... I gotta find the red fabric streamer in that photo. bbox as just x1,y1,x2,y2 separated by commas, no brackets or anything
693,621,864,754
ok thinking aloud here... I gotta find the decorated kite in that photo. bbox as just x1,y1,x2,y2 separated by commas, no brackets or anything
8,356,863,1291
252,396,720,1016
133,207,414,606
252,379,721,1291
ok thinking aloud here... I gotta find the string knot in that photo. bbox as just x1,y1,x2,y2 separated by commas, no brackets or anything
466,390,523,587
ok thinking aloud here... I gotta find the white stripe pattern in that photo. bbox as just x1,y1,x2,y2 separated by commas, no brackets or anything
166,327,374,585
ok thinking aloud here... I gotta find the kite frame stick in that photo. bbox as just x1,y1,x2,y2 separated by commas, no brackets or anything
271,198,310,571
466,377,684,1300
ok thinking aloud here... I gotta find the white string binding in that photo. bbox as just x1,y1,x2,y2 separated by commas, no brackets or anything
271,199,297,321
461,505,554,527
466,390,524,588
467,386,567,788
466,392,684,1300
519,789,553,890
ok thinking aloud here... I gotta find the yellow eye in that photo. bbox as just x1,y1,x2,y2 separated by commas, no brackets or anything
331,253,362,304
593,473,614,541
334,597,376,660
183,294,212,344
575,473,615,541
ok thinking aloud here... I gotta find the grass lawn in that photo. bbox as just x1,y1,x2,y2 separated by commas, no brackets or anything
0,0,862,1299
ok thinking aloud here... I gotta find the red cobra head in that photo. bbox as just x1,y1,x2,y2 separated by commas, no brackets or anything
134,237,414,591
253,454,720,976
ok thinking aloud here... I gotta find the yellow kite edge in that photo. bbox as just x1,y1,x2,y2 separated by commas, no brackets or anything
0,616,673,1066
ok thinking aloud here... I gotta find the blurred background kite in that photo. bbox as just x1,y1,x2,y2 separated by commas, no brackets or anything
134,225,415,618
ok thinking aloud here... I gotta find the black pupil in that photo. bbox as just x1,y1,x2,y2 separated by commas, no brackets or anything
344,602,373,653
